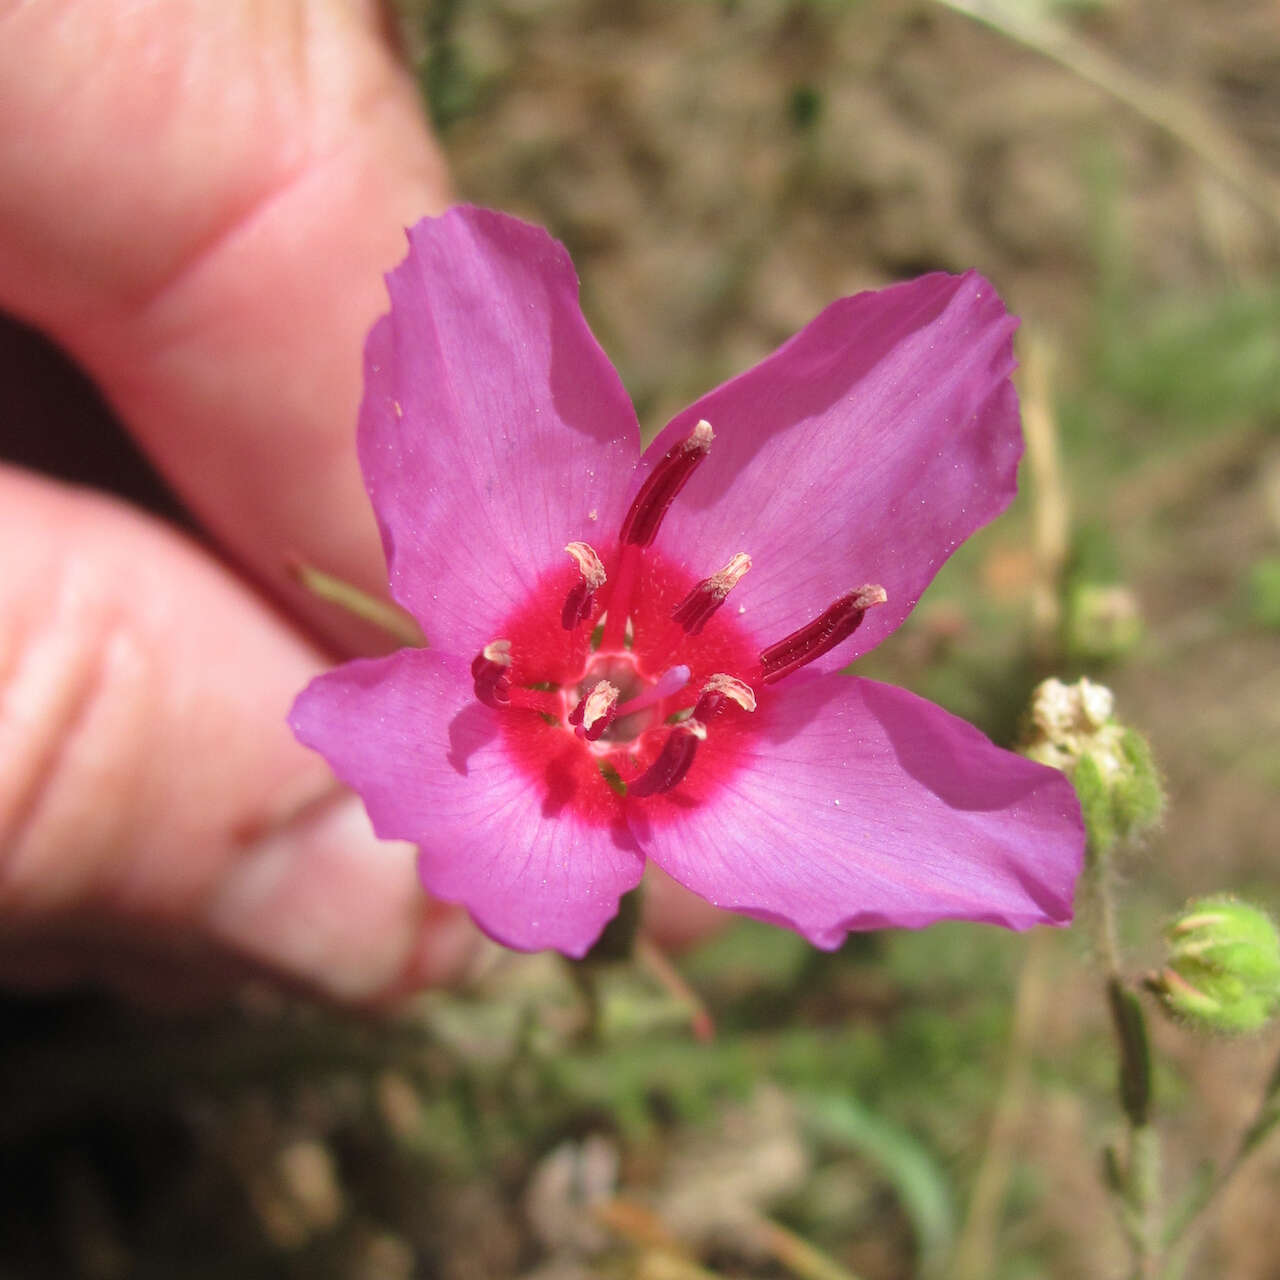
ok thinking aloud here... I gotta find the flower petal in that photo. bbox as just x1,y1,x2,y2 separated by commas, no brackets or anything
290,648,645,956
640,272,1019,669
629,675,1083,945
360,207,641,652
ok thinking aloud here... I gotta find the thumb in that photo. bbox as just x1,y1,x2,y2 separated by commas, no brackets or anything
0,466,477,1002
0,0,453,650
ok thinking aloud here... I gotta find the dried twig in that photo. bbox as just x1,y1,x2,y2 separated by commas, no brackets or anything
934,0,1280,231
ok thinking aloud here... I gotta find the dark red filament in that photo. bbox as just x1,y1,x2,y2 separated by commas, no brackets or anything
671,588,718,636
618,421,713,548
758,585,887,685
629,721,706,797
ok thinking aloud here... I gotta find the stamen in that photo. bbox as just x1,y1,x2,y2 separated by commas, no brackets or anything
672,552,752,635
562,541,607,630
692,673,757,721
758,585,888,685
602,422,715,652
618,420,714,548
599,543,640,651
471,639,512,709
614,664,691,718
629,720,707,797
569,680,620,741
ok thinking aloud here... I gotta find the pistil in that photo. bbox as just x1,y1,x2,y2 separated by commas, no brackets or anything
614,664,691,718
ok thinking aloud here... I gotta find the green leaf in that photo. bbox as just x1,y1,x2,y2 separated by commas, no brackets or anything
1107,979,1151,1126
800,1093,956,1272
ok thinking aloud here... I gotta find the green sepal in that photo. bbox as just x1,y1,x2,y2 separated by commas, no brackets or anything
1113,729,1165,838
1074,750,1117,862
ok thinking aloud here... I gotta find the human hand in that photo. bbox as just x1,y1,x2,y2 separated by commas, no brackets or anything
0,0,519,1003
0,1,722,1003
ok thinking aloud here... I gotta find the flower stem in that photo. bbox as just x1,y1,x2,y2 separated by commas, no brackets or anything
635,936,715,1043
951,929,1050,1280
594,1198,725,1279
1091,845,1161,1277
1093,854,1124,982
1159,1044,1280,1270
1019,334,1069,667
931,0,1280,231
599,1200,866,1280
288,560,425,647
568,886,646,1043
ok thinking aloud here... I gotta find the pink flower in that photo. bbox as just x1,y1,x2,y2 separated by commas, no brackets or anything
290,206,1083,956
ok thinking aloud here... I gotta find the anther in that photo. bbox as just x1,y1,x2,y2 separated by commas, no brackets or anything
568,680,620,741
562,541,607,630
758,585,888,685
692,673,757,721
619,420,714,548
672,552,752,635
471,639,513,708
629,720,707,797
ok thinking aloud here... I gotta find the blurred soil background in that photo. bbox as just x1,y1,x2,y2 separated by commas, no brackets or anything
2,0,1279,1277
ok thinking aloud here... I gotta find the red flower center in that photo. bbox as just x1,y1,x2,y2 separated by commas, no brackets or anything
468,421,886,824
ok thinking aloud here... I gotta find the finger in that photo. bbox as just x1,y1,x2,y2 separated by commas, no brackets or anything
0,464,478,1000
0,1,453,648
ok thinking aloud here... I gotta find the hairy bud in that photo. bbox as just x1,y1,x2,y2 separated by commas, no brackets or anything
1150,896,1280,1035
1020,677,1164,861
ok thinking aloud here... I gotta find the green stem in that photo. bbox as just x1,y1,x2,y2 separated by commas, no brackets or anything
635,936,715,1043
951,930,1050,1280
566,886,646,1044
1091,847,1161,1276
1160,1044,1280,1263
565,963,604,1046
1094,855,1123,981
288,560,425,647
1125,1124,1161,1279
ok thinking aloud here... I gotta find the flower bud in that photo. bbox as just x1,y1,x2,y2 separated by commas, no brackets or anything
1020,678,1165,860
1066,582,1143,663
1151,896,1280,1035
